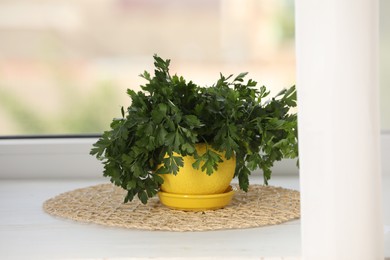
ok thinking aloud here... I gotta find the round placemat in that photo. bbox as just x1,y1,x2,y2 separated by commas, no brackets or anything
43,184,300,231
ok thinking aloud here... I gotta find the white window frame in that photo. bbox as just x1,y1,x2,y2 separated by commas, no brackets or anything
0,136,300,179
0,132,389,179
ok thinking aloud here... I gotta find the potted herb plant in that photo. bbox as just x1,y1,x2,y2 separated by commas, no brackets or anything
90,55,298,209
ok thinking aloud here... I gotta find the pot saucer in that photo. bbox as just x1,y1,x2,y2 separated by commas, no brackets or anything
157,185,235,211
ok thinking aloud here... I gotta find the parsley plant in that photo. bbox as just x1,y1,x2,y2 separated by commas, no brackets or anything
91,55,298,204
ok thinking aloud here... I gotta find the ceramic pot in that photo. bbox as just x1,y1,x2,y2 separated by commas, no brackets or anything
159,143,236,195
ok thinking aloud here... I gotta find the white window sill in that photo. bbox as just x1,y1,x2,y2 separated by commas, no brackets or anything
0,133,389,259
0,176,301,260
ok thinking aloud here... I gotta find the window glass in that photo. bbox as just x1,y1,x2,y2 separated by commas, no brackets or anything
380,0,390,130
0,0,387,135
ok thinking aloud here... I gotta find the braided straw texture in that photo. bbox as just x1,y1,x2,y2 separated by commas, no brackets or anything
43,184,300,231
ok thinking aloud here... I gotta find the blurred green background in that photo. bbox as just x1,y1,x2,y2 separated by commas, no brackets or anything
0,0,388,135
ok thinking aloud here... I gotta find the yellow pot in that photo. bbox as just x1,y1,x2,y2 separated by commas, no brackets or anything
158,185,235,211
159,143,236,195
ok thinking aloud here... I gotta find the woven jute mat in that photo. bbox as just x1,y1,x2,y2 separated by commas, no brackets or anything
43,184,300,231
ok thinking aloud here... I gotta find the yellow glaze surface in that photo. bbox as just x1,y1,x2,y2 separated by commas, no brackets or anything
158,185,235,211
160,143,236,195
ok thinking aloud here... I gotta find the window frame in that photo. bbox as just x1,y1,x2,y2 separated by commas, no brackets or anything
1,132,389,179
0,134,302,179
